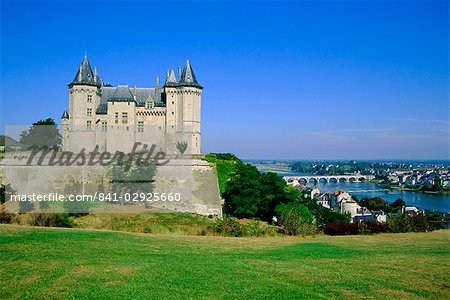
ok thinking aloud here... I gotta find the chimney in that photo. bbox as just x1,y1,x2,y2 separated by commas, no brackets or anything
155,76,159,88
166,69,170,79
133,84,137,100
178,65,181,80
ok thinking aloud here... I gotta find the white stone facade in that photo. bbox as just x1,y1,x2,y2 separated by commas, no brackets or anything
62,55,202,155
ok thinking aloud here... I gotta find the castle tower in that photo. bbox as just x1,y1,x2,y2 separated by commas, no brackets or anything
61,110,69,151
163,68,178,154
177,60,202,155
66,53,102,152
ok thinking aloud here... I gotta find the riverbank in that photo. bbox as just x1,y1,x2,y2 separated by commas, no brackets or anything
379,183,450,196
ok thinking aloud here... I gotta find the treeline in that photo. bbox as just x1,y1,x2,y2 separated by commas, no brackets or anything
290,161,374,175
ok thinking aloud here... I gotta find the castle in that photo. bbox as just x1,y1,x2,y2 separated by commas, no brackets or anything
61,54,202,154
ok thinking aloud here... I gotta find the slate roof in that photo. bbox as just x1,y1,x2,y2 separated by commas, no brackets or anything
68,55,201,115
61,110,69,119
178,59,202,88
68,54,102,87
96,85,164,115
164,69,178,87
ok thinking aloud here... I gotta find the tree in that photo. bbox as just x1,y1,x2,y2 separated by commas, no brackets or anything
390,198,405,210
20,118,61,149
360,197,390,212
223,162,299,222
297,194,351,226
0,184,15,204
433,177,443,191
275,203,316,235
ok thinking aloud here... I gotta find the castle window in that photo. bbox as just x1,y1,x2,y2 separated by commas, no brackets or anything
138,121,144,132
86,120,92,130
172,101,174,105
115,112,119,124
172,112,174,115
101,121,107,132
122,112,128,124
87,108,92,117
87,95,92,103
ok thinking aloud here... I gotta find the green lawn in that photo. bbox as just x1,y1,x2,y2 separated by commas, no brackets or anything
0,225,449,299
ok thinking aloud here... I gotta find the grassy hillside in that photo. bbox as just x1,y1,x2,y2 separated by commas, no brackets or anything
1,225,449,299
204,154,237,194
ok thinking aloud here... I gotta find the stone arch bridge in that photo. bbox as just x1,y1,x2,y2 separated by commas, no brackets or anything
283,175,375,186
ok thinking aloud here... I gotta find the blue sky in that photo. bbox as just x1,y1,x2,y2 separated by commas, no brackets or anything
1,0,448,159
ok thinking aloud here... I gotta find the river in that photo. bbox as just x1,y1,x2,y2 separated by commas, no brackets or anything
309,181,449,212
248,162,450,212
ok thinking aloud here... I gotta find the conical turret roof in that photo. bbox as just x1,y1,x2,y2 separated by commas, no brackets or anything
68,53,102,87
178,60,202,88
61,110,69,119
164,69,178,87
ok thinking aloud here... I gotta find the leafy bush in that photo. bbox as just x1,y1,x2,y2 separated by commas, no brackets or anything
275,203,316,236
205,153,238,161
359,197,390,212
357,221,388,234
28,213,74,228
387,213,430,233
297,194,351,226
323,223,359,236
0,205,14,224
242,219,279,237
213,216,244,237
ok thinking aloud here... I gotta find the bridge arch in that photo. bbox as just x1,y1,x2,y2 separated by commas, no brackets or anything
298,177,308,184
318,177,328,184
308,178,318,185
329,177,338,184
